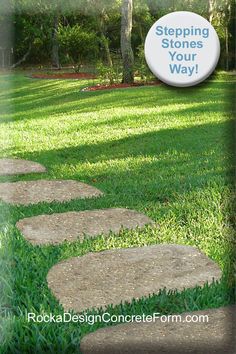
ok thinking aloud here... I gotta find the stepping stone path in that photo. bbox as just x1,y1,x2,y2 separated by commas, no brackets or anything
0,158,46,176
80,305,235,354
47,244,221,313
16,208,154,245
0,180,103,205
8,157,226,353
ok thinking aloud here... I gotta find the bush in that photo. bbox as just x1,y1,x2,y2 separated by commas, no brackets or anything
135,44,154,83
96,62,122,85
58,24,99,71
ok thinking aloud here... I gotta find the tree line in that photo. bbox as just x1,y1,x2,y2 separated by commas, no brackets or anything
0,0,235,82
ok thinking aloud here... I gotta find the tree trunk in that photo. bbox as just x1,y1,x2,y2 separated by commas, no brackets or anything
51,13,60,69
225,26,229,71
121,0,134,83
101,33,113,67
138,23,144,43
98,10,113,68
208,0,215,23
225,0,231,71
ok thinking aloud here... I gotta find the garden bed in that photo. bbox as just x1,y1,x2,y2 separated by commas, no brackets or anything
30,72,96,79
82,81,161,91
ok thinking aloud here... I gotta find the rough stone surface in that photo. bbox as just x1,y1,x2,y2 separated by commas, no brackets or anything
80,305,236,354
0,158,46,176
16,208,154,245
0,180,103,205
47,244,221,313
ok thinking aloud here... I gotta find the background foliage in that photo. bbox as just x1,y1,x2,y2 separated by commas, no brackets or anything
0,0,235,72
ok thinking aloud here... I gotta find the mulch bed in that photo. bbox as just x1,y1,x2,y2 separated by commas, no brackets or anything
30,72,96,79
82,81,161,92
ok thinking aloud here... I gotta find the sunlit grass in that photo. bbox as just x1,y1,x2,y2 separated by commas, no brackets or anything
0,71,235,352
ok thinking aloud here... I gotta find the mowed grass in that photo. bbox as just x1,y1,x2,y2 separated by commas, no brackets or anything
0,72,235,353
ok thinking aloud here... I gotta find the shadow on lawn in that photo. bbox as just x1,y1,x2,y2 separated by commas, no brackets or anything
19,120,234,204
0,79,233,124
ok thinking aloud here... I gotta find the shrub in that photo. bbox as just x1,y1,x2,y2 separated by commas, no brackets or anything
96,62,122,85
58,24,99,71
135,44,154,82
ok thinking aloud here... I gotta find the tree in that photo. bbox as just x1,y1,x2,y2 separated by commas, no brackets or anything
121,0,134,83
12,1,57,67
208,0,215,23
98,8,113,67
12,13,49,66
82,0,120,68
218,0,234,71
208,0,235,70
51,11,60,69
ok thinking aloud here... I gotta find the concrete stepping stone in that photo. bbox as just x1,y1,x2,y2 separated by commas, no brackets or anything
80,305,235,354
0,158,46,176
16,208,154,245
0,180,103,205
47,244,221,313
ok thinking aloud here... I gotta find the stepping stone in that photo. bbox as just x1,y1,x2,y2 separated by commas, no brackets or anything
16,208,154,245
80,305,235,354
47,244,221,313
0,158,46,176
0,180,103,205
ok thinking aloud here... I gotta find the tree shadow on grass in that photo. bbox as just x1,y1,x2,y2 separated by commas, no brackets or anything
0,79,233,124
16,120,234,206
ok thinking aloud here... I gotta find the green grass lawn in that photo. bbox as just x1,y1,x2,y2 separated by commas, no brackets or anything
0,72,235,353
